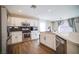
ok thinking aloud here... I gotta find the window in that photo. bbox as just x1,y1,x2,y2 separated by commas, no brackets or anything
39,21,46,32
58,21,73,33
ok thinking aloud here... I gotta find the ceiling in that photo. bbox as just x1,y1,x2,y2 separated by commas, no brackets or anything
5,5,79,21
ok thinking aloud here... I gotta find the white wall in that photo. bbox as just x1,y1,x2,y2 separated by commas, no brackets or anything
1,7,8,53
39,20,53,32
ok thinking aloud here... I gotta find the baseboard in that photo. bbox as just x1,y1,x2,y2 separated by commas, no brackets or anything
40,43,56,53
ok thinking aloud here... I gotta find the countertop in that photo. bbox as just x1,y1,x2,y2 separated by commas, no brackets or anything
41,32,79,45
54,32,79,45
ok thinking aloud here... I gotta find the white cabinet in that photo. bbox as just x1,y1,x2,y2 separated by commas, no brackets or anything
31,31,39,40
67,40,79,54
30,20,39,27
46,34,56,50
40,32,56,50
8,17,26,26
11,31,22,44
40,33,46,45
8,17,39,27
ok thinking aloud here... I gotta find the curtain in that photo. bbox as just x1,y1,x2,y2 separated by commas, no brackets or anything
68,18,77,32
57,20,63,26
53,17,78,32
73,17,79,32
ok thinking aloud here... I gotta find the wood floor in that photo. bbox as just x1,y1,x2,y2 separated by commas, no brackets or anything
7,39,55,54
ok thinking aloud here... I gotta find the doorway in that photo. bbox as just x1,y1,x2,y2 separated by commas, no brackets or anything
39,21,46,32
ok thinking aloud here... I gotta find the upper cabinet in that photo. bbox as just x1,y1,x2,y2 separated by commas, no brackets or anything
29,19,39,27
8,17,25,26
8,16,39,27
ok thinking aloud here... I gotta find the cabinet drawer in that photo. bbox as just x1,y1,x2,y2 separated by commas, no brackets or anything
11,32,22,44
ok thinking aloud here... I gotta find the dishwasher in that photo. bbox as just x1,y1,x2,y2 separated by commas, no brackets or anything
56,35,67,54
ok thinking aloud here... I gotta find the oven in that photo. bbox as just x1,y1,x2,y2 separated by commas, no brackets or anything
22,27,31,38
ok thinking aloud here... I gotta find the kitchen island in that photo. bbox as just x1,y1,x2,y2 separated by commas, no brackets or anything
40,32,79,54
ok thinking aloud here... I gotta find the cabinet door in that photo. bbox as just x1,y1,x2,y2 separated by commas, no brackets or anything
40,33,46,45
11,32,18,44
34,31,39,39
17,32,22,42
31,31,35,40
31,32,35,40
45,34,56,50
11,32,22,44
31,31,39,40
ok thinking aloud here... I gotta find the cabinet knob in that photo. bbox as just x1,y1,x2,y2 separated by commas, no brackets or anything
15,36,18,38
44,37,46,40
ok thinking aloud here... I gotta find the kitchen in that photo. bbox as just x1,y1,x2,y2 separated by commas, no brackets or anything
7,16,40,43
7,16,79,54
1,5,79,54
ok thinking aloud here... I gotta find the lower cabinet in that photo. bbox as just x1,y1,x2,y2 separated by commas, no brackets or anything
31,31,39,40
11,31,22,44
67,40,79,54
40,32,56,51
40,32,67,54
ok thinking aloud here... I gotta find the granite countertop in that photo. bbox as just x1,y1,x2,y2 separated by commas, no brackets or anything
54,32,79,45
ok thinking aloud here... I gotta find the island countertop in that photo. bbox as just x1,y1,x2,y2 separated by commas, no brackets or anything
54,32,79,45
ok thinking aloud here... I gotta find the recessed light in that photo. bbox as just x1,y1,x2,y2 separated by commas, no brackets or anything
18,10,22,12
48,9,52,12
31,5,37,8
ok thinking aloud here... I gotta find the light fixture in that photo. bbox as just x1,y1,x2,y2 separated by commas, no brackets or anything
31,5,37,9
48,9,52,12
18,10,22,12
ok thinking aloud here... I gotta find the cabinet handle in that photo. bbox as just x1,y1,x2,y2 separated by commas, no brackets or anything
56,40,60,48
15,36,18,38
44,37,46,40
